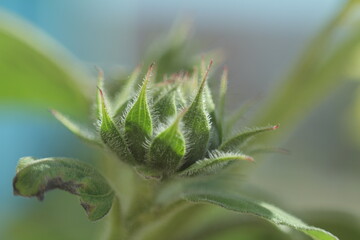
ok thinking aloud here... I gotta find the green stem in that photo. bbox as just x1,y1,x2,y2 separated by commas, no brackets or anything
104,198,126,240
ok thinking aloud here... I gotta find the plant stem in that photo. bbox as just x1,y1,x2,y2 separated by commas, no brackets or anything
104,198,126,240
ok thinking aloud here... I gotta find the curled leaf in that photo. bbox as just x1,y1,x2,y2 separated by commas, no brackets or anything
13,157,114,221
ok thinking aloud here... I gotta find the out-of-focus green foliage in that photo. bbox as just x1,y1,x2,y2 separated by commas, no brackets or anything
255,0,360,142
0,11,89,117
303,211,360,240
4,192,103,240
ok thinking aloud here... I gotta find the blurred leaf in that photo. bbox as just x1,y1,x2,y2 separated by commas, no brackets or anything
195,219,290,240
183,190,338,240
347,85,360,146
51,109,102,146
144,21,193,83
113,66,141,113
13,157,114,221
0,11,89,117
4,192,103,240
255,1,360,142
303,211,360,240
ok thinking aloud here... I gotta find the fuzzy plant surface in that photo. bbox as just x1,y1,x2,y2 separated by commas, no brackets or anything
12,57,338,240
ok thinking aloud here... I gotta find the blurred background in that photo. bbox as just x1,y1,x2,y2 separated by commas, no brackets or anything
1,0,359,239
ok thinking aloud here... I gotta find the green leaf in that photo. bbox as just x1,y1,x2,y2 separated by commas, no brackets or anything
0,11,89,117
182,62,212,167
13,157,114,221
145,21,192,83
183,191,338,240
254,1,360,143
98,89,135,165
51,110,102,146
180,150,253,176
125,65,154,161
220,125,279,152
148,111,186,175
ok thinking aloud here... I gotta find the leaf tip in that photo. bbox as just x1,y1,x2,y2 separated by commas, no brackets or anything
146,63,155,80
246,156,255,162
272,124,280,130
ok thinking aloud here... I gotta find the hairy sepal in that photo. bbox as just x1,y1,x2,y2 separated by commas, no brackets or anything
153,86,177,124
125,65,154,162
220,125,279,152
179,150,253,176
147,112,186,176
99,89,135,165
182,62,212,167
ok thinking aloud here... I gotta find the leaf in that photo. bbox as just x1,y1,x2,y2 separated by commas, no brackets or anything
148,111,186,175
182,62,212,167
180,150,253,176
220,125,279,152
13,157,114,221
183,191,338,240
0,11,89,117
98,89,135,165
254,1,360,144
145,21,193,83
51,110,102,146
125,65,154,161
